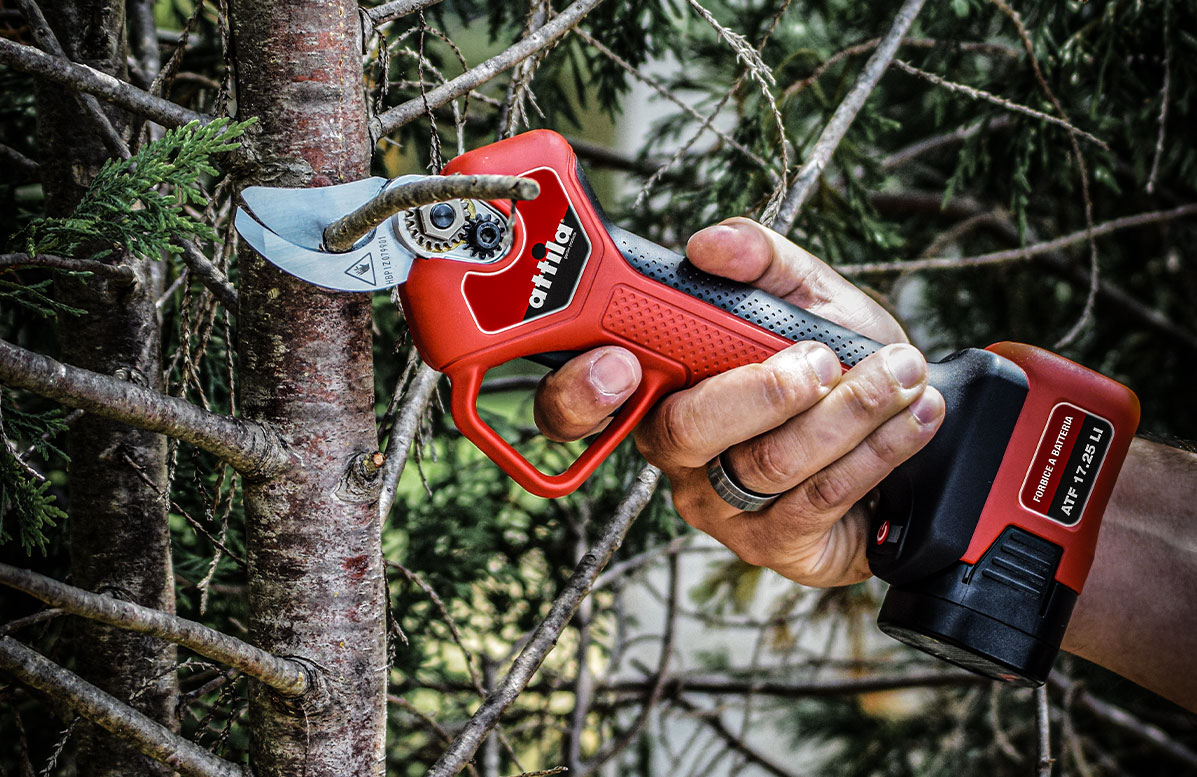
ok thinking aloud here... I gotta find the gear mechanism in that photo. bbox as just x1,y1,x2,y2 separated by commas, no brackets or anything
463,214,506,259
402,206,467,253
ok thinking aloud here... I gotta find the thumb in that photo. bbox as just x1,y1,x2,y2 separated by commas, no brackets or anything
534,347,642,441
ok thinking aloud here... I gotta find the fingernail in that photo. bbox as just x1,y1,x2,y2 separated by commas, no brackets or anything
884,345,925,389
806,346,841,386
909,389,943,426
590,351,637,398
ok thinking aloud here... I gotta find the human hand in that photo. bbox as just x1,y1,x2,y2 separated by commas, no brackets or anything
533,218,945,586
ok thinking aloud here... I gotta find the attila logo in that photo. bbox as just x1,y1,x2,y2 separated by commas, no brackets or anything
528,222,577,309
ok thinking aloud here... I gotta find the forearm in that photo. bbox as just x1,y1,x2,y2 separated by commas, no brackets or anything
1061,438,1197,710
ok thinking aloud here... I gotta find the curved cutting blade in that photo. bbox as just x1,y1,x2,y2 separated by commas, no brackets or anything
240,177,390,251
235,208,412,292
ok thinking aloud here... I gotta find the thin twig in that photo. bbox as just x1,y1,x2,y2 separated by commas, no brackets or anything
422,464,662,777
889,59,1108,152
377,361,442,523
1146,2,1172,194
365,0,445,27
0,637,251,777
772,0,928,233
988,0,1099,349
173,239,238,313
840,204,1197,275
571,27,771,171
1036,685,1053,777
0,37,208,129
670,695,799,777
0,338,290,479
0,564,313,697
372,0,609,137
0,252,136,283
324,175,539,253
1049,672,1197,770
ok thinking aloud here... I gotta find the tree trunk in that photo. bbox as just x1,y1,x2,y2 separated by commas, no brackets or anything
33,1,177,775
228,1,387,774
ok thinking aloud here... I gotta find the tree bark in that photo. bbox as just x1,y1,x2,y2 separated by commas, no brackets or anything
33,0,177,775
228,0,387,774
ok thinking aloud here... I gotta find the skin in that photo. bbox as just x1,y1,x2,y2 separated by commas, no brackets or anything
534,217,1197,711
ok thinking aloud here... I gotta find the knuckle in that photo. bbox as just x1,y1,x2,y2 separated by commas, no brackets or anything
800,469,853,514
736,438,799,493
641,398,705,467
838,375,893,420
863,428,906,468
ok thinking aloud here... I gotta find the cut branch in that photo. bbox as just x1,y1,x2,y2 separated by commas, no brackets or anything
372,0,608,138
0,338,290,478
423,464,662,777
0,252,136,283
772,0,928,233
323,175,540,253
0,636,251,777
0,37,207,129
0,563,312,697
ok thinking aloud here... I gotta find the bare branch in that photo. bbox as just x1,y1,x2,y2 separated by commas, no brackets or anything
0,636,251,777
1036,685,1054,777
841,204,1197,275
604,669,989,700
372,0,609,138
0,143,40,183
0,252,136,283
378,361,441,522
323,175,540,253
1050,673,1197,770
423,464,662,777
772,0,928,233
173,239,239,313
0,563,312,697
0,338,290,478
890,59,1108,151
365,0,446,27
670,695,799,777
0,37,207,129
13,0,130,160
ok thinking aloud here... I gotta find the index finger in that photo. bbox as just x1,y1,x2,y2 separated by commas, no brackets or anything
686,218,907,344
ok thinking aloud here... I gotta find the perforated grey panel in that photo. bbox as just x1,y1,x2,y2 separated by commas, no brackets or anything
610,226,879,367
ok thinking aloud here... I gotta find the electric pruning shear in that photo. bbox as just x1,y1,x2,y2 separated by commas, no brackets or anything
236,129,1140,686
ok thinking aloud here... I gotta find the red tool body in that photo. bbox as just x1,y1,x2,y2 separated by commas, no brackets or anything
396,130,1140,684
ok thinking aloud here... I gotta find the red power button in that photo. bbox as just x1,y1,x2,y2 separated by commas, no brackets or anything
876,520,891,545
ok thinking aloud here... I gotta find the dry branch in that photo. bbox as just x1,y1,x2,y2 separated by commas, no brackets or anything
377,361,441,522
772,0,928,232
841,204,1197,275
372,0,609,137
174,239,239,313
0,338,290,478
423,464,662,777
0,636,251,777
0,563,312,697
0,252,136,283
0,37,206,129
323,175,539,253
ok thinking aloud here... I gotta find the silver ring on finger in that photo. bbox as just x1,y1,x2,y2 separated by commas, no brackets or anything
706,454,780,512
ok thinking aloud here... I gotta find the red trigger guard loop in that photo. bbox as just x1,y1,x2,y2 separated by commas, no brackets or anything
446,364,677,498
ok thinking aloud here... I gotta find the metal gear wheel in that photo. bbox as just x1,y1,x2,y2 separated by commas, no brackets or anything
462,214,506,259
